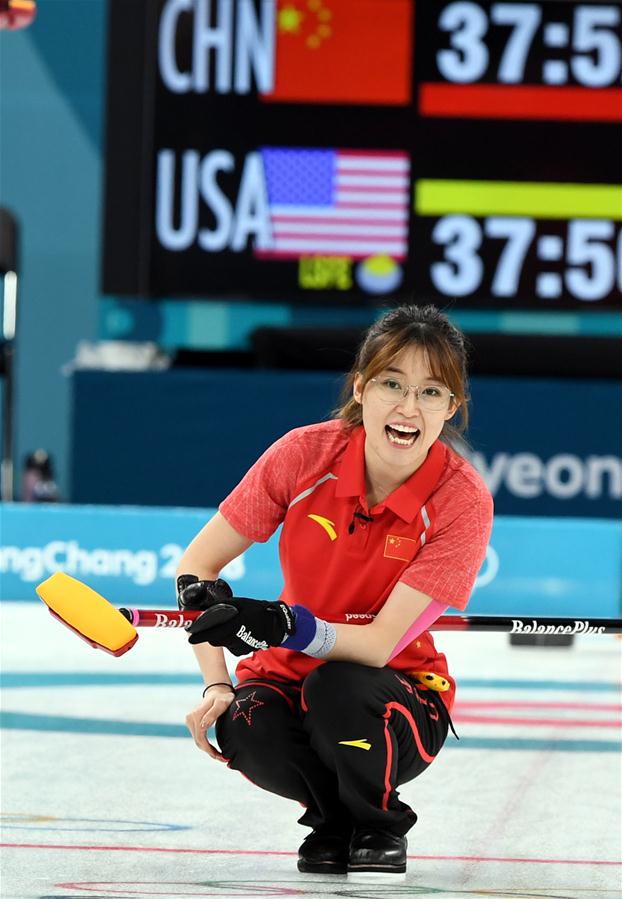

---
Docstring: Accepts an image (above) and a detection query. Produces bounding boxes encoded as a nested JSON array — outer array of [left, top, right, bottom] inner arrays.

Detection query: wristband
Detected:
[[202, 682, 235, 698], [281, 605, 337, 659]]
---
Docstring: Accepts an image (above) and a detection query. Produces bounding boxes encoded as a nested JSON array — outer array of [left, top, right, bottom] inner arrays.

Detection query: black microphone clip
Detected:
[[348, 509, 374, 535]]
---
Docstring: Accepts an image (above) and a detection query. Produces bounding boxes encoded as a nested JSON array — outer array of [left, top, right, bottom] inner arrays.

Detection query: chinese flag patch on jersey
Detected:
[[384, 534, 417, 562], [262, 0, 412, 106]]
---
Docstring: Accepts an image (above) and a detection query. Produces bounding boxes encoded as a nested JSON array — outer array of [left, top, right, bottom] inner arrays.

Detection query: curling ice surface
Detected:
[[1, 602, 620, 898]]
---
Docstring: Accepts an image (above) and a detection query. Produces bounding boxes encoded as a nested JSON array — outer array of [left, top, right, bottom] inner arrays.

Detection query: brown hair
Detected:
[[335, 304, 470, 447]]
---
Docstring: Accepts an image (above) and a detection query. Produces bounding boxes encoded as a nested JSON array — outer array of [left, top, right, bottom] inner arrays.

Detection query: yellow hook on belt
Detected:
[[414, 671, 450, 692]]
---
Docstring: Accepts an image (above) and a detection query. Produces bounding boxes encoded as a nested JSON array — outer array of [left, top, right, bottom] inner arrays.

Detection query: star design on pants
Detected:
[[232, 691, 265, 726]]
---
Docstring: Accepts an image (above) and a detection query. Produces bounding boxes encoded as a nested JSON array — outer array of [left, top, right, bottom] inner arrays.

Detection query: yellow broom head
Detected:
[[36, 572, 138, 656]]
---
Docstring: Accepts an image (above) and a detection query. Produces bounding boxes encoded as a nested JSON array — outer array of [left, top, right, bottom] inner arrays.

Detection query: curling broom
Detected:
[[35, 571, 622, 658]]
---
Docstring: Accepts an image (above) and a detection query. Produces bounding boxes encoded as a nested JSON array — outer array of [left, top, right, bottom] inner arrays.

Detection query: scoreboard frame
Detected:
[[102, 0, 622, 309]]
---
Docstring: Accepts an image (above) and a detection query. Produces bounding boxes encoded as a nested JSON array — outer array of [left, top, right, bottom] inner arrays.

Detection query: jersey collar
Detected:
[[336, 425, 447, 522]]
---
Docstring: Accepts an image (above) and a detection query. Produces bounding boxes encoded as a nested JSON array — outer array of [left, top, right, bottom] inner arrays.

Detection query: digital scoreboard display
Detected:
[[103, 0, 622, 308]]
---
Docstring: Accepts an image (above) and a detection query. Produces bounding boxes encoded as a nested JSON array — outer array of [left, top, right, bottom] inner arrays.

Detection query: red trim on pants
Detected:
[[382, 701, 436, 811], [382, 716, 394, 811]]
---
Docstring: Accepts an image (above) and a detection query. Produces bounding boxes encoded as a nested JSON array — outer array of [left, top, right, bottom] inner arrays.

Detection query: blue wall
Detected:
[[0, 1, 106, 495], [2, 503, 621, 619], [70, 369, 622, 519]]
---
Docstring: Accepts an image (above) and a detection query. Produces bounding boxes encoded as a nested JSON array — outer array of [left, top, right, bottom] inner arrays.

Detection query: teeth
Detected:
[[389, 424, 419, 434], [386, 426, 419, 446]]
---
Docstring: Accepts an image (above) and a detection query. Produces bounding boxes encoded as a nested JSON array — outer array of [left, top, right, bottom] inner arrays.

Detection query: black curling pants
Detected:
[[215, 661, 450, 837]]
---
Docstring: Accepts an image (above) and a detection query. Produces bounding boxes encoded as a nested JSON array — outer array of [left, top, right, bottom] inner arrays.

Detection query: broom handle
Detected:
[[121, 608, 622, 636]]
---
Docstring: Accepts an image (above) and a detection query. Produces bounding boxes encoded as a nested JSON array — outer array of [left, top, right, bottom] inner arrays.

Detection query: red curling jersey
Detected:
[[219, 420, 493, 709]]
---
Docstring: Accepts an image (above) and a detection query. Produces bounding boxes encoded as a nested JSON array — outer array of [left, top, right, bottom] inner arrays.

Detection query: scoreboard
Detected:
[[103, 0, 622, 308]]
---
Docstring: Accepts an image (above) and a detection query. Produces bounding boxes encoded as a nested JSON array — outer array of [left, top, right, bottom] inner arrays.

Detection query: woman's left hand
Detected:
[[185, 687, 236, 760]]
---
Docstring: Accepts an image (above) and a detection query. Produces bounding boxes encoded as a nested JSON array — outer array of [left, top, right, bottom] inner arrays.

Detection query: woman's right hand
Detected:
[[185, 686, 236, 761]]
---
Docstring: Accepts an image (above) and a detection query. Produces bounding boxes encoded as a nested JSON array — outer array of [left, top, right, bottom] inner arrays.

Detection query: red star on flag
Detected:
[[384, 534, 417, 562], [262, 0, 412, 106]]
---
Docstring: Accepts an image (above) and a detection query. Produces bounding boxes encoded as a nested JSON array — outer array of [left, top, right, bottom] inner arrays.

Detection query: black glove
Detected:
[[187, 593, 296, 656], [176, 575, 233, 611]]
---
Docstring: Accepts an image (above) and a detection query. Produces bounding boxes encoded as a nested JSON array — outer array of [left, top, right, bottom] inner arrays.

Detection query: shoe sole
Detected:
[[347, 868, 407, 882], [297, 860, 347, 874]]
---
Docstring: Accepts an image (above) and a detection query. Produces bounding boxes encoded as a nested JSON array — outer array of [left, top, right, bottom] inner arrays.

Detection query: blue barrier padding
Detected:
[[1, 503, 620, 616]]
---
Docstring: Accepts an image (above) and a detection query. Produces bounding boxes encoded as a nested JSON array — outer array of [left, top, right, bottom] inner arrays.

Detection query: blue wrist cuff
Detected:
[[281, 605, 317, 651], [281, 605, 337, 658]]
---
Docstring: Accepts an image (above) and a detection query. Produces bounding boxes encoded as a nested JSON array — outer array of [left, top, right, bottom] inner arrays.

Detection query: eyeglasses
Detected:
[[369, 377, 455, 411]]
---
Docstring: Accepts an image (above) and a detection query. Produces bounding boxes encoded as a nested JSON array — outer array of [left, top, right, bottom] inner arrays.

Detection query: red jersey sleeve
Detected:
[[399, 474, 493, 611], [219, 430, 307, 542]]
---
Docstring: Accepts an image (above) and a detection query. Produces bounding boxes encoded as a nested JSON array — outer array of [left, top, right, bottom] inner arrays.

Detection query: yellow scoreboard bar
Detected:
[[415, 180, 622, 220]]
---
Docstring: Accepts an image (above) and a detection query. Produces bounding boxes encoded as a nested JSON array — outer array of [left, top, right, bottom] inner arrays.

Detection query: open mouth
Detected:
[[385, 424, 420, 447]]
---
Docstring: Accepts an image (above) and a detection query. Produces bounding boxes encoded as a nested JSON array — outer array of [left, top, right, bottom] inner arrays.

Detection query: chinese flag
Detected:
[[384, 535, 417, 562], [262, 0, 412, 106]]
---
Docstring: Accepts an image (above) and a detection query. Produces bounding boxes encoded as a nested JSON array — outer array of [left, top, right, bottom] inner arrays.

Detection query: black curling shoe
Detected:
[[297, 829, 350, 874], [347, 829, 407, 880]]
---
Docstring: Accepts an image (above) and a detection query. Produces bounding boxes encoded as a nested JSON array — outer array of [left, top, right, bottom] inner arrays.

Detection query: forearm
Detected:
[[286, 592, 447, 667], [281, 607, 392, 668], [192, 642, 233, 687], [185, 576, 446, 668], [176, 513, 253, 681], [180, 566, 234, 684], [177, 559, 228, 680], [317, 621, 396, 668], [176, 548, 221, 583], [176, 511, 253, 583], [324, 622, 383, 666]]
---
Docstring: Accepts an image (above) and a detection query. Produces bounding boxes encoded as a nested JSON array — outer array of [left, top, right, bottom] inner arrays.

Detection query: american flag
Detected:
[[255, 147, 410, 260]]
